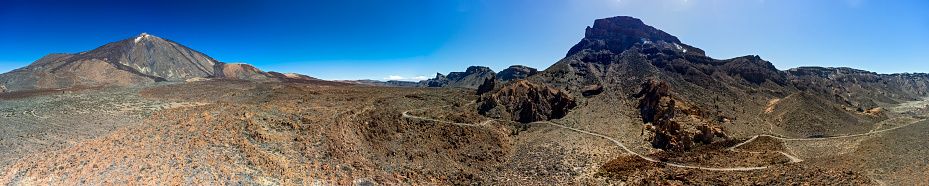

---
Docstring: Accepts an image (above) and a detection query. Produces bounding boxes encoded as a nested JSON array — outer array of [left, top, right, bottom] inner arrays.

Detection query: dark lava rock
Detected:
[[566, 16, 704, 58], [425, 73, 450, 87], [497, 65, 538, 82], [478, 80, 576, 123], [634, 79, 728, 152], [476, 76, 495, 95], [421, 66, 496, 88]]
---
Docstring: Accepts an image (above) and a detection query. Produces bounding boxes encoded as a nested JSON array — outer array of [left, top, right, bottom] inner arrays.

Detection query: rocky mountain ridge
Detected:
[[522, 15, 929, 151], [353, 65, 539, 88]]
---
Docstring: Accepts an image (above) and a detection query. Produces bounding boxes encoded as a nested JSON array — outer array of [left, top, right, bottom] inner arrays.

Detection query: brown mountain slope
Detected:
[[764, 91, 881, 138], [528, 16, 917, 139], [524, 15, 927, 184], [0, 33, 276, 93]]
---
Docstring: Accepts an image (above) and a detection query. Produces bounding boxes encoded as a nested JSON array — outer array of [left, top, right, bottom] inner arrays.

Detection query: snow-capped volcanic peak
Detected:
[[134, 33, 152, 43]]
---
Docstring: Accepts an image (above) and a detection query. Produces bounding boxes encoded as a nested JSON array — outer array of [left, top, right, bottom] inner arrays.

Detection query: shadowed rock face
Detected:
[[478, 80, 576, 123], [566, 16, 704, 58], [0, 33, 276, 92], [356, 65, 541, 88], [497, 65, 538, 82], [634, 79, 728, 152], [421, 66, 497, 88], [476, 76, 496, 95]]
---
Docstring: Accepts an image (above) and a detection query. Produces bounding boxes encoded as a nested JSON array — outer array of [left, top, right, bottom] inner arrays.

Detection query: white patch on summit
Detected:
[[135, 33, 151, 43], [674, 43, 686, 53]]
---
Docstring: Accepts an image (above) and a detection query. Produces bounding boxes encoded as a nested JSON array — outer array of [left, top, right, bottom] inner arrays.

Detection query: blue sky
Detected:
[[1, 0, 927, 80]]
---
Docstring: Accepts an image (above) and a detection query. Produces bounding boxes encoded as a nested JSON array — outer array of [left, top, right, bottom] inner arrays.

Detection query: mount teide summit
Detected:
[[0, 33, 276, 92]]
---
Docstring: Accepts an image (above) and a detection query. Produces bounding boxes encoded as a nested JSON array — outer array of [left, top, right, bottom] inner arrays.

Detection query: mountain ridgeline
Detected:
[[525, 16, 929, 144], [353, 65, 539, 88], [2, 16, 928, 185], [0, 33, 300, 92]]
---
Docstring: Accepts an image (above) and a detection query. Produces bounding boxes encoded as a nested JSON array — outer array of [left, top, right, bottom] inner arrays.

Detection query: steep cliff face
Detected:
[[788, 67, 929, 107], [422, 66, 497, 88], [634, 80, 728, 152], [0, 33, 277, 92], [530, 15, 908, 140], [478, 80, 576, 123], [565, 16, 703, 58]]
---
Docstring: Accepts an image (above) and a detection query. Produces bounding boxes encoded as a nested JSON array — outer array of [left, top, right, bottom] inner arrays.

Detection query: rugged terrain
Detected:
[[352, 65, 539, 89], [2, 16, 929, 185]]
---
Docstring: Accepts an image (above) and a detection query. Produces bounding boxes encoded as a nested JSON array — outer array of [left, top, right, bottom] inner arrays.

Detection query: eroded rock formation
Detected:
[[476, 76, 496, 95], [478, 80, 576, 123], [634, 79, 728, 152]]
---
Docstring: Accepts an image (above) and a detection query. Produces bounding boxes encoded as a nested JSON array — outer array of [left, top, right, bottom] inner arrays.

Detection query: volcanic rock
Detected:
[[425, 73, 450, 87], [0, 33, 277, 92], [478, 80, 576, 123], [634, 79, 728, 152], [497, 65, 538, 81], [476, 76, 496, 95], [566, 16, 703, 58], [422, 66, 497, 88]]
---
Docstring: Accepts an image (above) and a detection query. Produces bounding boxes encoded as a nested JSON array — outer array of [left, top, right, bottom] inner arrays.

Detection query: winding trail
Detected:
[[760, 118, 926, 141], [727, 135, 804, 163], [402, 98, 929, 171]]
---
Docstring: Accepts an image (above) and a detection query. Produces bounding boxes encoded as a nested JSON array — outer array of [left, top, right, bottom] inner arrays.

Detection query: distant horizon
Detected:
[[2, 0, 927, 81]]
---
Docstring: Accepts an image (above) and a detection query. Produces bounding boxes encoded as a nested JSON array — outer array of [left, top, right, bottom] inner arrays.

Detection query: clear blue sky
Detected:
[[1, 0, 927, 80]]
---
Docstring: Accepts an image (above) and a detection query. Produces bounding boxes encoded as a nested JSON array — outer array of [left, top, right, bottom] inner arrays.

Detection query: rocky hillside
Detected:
[[527, 16, 919, 139], [496, 65, 538, 82], [477, 80, 576, 122], [354, 65, 539, 88], [419, 66, 497, 88], [0, 33, 276, 92]]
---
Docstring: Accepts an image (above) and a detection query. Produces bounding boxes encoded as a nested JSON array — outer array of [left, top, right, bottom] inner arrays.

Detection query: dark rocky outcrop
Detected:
[[476, 76, 496, 95], [531, 15, 910, 140], [357, 65, 542, 88], [432, 66, 497, 88], [566, 16, 703, 58], [497, 65, 538, 82], [633, 80, 728, 152], [478, 80, 576, 123], [425, 73, 450, 87]]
